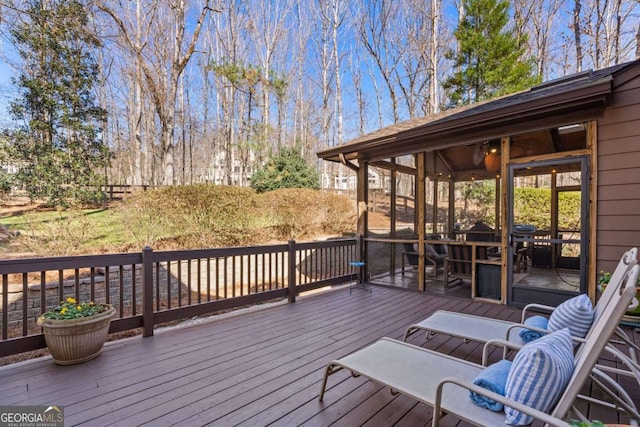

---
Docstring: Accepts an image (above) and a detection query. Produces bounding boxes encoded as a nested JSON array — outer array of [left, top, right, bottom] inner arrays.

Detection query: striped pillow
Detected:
[[548, 294, 594, 339], [505, 328, 574, 425]]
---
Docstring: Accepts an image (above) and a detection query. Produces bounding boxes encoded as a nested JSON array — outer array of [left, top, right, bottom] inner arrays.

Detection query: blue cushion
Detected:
[[518, 315, 549, 343], [505, 328, 574, 425], [469, 359, 512, 411], [547, 294, 594, 339]]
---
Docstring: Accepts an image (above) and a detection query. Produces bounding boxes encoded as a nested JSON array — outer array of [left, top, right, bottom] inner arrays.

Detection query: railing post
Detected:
[[288, 240, 296, 303], [142, 246, 154, 337]]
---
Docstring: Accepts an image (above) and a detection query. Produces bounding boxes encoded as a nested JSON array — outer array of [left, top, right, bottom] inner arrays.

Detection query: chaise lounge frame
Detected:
[[318, 265, 640, 426]]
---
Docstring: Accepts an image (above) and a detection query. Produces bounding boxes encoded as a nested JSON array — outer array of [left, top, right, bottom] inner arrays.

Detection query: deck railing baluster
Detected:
[[166, 261, 171, 310], [2, 275, 7, 340], [22, 273, 28, 336], [105, 266, 110, 305], [142, 247, 154, 337], [0, 238, 356, 357], [39, 272, 45, 317], [196, 258, 201, 303], [90, 267, 96, 302], [132, 263, 137, 316], [155, 262, 161, 311], [177, 260, 182, 306], [119, 265, 124, 317], [207, 258, 211, 302]]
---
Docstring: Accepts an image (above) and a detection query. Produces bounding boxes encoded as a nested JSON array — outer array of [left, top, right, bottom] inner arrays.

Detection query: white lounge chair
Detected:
[[403, 248, 638, 350], [402, 247, 640, 420], [318, 265, 640, 427]]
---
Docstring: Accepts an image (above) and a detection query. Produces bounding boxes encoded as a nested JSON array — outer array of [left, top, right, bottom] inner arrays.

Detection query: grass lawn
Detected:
[[0, 186, 356, 257], [1, 206, 132, 255]]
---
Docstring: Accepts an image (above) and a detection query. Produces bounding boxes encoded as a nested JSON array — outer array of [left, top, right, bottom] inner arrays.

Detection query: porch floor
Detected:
[[1, 285, 638, 426], [371, 266, 582, 296]]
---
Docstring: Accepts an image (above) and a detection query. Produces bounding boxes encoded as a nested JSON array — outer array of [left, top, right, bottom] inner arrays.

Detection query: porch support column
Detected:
[[448, 179, 455, 240], [417, 152, 426, 291], [357, 161, 369, 278], [495, 176, 501, 233], [499, 136, 511, 304], [586, 120, 598, 302], [432, 177, 439, 234], [551, 172, 558, 269], [390, 159, 398, 273]]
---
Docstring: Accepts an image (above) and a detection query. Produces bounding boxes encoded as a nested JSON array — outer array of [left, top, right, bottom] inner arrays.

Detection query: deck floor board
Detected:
[[0, 284, 638, 426]]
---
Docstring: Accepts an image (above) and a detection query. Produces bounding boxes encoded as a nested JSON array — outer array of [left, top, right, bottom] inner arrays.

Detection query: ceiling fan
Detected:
[[472, 141, 501, 173]]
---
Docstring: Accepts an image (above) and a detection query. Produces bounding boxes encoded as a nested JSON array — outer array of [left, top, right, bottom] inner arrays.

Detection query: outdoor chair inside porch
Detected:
[[319, 264, 640, 426], [445, 244, 488, 287], [401, 242, 447, 279]]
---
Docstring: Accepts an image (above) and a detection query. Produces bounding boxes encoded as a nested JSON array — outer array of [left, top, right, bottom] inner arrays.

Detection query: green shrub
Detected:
[[250, 147, 320, 193], [0, 172, 13, 197], [513, 187, 581, 230]]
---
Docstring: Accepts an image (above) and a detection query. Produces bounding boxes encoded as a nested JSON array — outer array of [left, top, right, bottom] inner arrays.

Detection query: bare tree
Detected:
[[637, 14, 640, 58], [358, 0, 402, 122], [247, 0, 292, 153], [429, 0, 440, 114], [96, 0, 214, 185], [513, 0, 562, 80], [573, 0, 637, 70], [357, 0, 439, 121], [574, 0, 584, 72]]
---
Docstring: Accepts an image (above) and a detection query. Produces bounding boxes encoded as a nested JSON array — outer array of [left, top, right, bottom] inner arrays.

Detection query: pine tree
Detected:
[[443, 0, 539, 107], [8, 0, 110, 206]]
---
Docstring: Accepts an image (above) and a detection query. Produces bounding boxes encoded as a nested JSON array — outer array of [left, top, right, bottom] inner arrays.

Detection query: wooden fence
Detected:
[[0, 238, 357, 357], [101, 184, 152, 200]]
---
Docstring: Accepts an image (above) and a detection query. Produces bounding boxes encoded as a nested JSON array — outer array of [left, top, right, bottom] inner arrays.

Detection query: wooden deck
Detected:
[[1, 285, 638, 426]]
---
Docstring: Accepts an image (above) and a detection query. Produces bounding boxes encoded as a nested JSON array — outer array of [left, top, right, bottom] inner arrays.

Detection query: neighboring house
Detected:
[[317, 59, 640, 308], [200, 150, 256, 186], [321, 165, 387, 191], [1, 163, 19, 175]]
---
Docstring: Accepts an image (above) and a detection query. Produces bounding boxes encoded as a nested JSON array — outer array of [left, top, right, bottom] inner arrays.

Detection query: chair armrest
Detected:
[[425, 253, 448, 264], [521, 303, 554, 322], [482, 339, 524, 365], [401, 250, 419, 271], [505, 323, 550, 341], [433, 377, 571, 427]]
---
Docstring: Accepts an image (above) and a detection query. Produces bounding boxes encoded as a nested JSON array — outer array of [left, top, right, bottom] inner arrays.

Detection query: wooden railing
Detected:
[[0, 238, 357, 357]]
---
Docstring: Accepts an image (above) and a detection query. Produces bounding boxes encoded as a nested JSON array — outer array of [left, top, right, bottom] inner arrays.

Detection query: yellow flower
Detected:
[[66, 297, 77, 304], [77, 305, 82, 311], [60, 307, 67, 315]]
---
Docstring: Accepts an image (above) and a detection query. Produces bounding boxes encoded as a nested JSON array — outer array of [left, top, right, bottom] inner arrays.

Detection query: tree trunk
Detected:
[[332, 0, 344, 145], [637, 18, 640, 58], [574, 0, 583, 72], [428, 0, 439, 114]]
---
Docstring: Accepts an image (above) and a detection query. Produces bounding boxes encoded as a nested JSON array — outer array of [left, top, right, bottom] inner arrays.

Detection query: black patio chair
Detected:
[[402, 243, 448, 279]]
